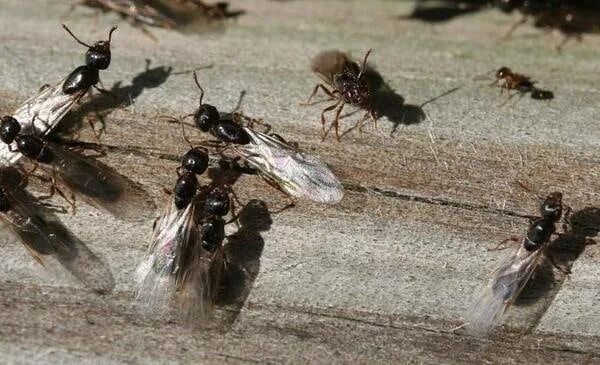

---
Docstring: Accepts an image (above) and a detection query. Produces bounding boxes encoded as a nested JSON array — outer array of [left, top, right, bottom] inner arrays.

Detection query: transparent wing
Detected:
[[91, 0, 177, 28], [467, 244, 545, 336], [311, 50, 353, 84], [0, 79, 87, 166], [44, 142, 154, 221], [175, 241, 225, 325], [1, 186, 114, 293], [135, 199, 198, 314], [233, 128, 344, 203]]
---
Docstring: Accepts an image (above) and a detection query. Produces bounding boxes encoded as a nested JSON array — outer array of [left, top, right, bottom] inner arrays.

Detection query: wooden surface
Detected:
[[0, 0, 599, 363]]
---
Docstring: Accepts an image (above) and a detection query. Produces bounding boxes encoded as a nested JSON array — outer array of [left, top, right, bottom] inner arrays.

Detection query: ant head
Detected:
[[496, 66, 511, 79], [192, 71, 220, 132], [540, 191, 563, 221], [0, 116, 21, 144], [181, 147, 209, 175], [63, 24, 117, 70]]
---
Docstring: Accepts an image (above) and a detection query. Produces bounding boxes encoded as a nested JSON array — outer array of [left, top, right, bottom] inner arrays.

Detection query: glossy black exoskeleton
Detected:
[[210, 119, 250, 145], [204, 187, 230, 217], [62, 65, 100, 95], [190, 71, 250, 145], [199, 215, 225, 252], [61, 25, 117, 94], [0, 116, 21, 144], [173, 147, 210, 210], [181, 148, 209, 175], [522, 191, 563, 251], [194, 105, 220, 132], [173, 173, 198, 210], [13, 135, 53, 164], [62, 24, 117, 70]]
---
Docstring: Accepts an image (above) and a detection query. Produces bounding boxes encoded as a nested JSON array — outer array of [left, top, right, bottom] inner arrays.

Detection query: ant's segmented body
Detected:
[[187, 72, 344, 204], [305, 49, 376, 141], [468, 189, 570, 336]]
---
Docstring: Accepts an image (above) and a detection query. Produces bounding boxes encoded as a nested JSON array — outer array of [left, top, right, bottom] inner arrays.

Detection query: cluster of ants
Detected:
[[1, 0, 594, 335]]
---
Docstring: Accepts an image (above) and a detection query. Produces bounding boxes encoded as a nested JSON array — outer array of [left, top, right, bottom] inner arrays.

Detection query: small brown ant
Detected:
[[304, 49, 377, 141], [479, 66, 554, 105]]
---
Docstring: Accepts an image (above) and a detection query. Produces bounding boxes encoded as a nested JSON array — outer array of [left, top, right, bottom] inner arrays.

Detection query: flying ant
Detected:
[[185, 72, 344, 204], [467, 187, 571, 336], [304, 49, 377, 141]]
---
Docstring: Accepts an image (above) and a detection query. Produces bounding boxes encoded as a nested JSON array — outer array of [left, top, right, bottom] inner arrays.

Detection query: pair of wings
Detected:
[[231, 127, 344, 204], [32, 140, 152, 221], [1, 76, 88, 166], [0, 181, 114, 293], [467, 243, 546, 336], [135, 198, 224, 322]]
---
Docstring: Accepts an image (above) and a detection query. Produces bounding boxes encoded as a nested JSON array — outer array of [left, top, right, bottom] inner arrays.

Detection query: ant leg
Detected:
[[320, 101, 341, 140], [259, 174, 296, 213], [17, 163, 40, 189], [332, 102, 346, 141], [87, 113, 105, 142], [489, 236, 521, 251], [562, 205, 573, 232], [547, 253, 571, 275], [302, 84, 336, 106], [503, 15, 528, 40]]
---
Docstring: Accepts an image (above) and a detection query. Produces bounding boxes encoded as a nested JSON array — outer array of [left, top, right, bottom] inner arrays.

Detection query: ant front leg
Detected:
[[332, 102, 346, 141], [261, 176, 297, 213], [302, 84, 336, 106], [547, 253, 571, 275], [320, 100, 341, 140], [489, 235, 522, 251], [502, 15, 528, 40]]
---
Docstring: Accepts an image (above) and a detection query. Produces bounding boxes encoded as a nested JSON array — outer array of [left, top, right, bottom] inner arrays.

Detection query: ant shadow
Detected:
[[398, 1, 487, 23], [218, 199, 271, 327], [363, 66, 458, 136], [55, 59, 174, 137], [202, 163, 271, 329], [514, 207, 599, 332], [1, 167, 115, 294], [361, 67, 425, 136]]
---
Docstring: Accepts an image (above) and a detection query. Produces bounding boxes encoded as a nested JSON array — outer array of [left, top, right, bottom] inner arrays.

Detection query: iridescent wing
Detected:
[[0, 184, 114, 293], [42, 141, 154, 221], [0, 78, 87, 165], [135, 199, 198, 313], [467, 244, 545, 336], [233, 128, 344, 203]]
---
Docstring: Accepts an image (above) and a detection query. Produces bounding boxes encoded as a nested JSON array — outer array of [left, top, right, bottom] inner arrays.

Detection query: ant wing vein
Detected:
[[0, 79, 86, 166], [1, 187, 114, 292], [234, 128, 344, 203], [135, 200, 197, 313], [135, 199, 221, 321], [467, 245, 545, 336], [46, 142, 153, 220]]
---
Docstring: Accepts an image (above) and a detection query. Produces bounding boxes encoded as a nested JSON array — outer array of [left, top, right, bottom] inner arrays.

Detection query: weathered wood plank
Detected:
[[0, 0, 598, 363]]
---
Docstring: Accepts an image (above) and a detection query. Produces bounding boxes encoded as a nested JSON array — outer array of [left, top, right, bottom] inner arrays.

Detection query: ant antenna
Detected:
[[357, 48, 372, 80], [62, 24, 92, 48], [473, 68, 497, 81], [193, 71, 205, 106], [107, 25, 117, 43], [179, 117, 194, 149]]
